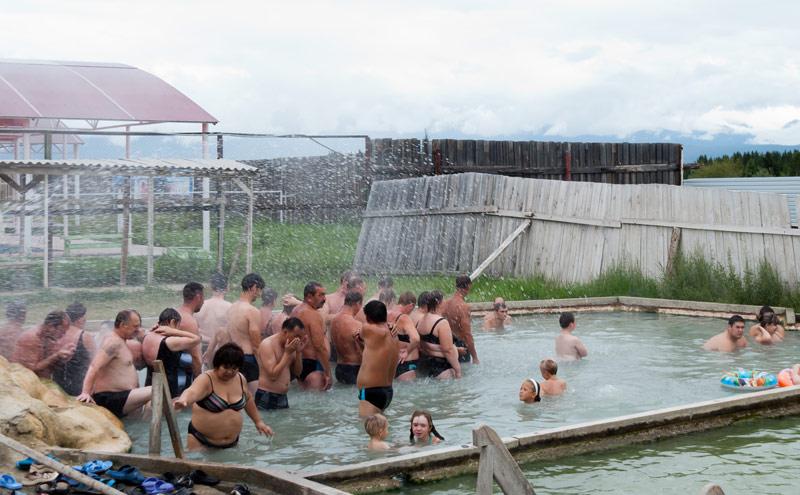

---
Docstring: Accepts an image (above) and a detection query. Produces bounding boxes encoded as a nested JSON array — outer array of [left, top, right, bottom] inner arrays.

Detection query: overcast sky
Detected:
[[3, 1, 800, 145]]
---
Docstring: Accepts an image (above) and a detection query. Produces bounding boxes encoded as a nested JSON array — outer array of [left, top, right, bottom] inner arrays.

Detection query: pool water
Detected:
[[124, 312, 799, 473], [395, 416, 800, 494]]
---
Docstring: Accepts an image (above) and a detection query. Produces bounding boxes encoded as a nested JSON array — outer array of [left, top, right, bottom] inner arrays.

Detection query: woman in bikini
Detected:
[[409, 410, 444, 446], [174, 343, 273, 449], [416, 291, 461, 379]]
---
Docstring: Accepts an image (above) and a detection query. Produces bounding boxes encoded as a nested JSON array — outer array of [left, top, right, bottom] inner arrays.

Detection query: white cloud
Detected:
[[2, 1, 800, 144]]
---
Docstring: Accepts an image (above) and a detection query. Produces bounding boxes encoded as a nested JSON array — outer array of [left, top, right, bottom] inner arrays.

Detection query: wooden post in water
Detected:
[[472, 425, 535, 495], [148, 360, 184, 458]]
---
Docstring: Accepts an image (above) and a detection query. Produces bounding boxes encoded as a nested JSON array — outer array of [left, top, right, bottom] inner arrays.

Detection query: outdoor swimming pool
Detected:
[[124, 312, 799, 473]]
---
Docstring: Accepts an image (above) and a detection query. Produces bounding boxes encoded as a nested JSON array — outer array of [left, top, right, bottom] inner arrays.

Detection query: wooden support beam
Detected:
[[148, 360, 184, 458], [470, 220, 532, 280], [665, 227, 682, 275], [473, 425, 535, 495]]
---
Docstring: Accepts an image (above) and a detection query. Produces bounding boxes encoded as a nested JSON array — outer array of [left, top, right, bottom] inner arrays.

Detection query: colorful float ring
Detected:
[[720, 369, 777, 391], [777, 368, 793, 387]]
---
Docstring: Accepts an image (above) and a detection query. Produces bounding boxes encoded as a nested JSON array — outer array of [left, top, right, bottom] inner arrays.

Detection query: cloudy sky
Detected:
[[3, 1, 800, 145]]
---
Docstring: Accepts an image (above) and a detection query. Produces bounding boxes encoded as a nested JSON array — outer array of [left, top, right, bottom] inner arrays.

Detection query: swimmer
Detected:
[[195, 273, 232, 351], [292, 282, 331, 391], [703, 315, 747, 352], [409, 291, 430, 328], [539, 358, 566, 396], [227, 273, 266, 396], [356, 301, 399, 417], [409, 410, 444, 446], [417, 291, 461, 380], [12, 310, 74, 379], [519, 378, 542, 404], [178, 282, 205, 377], [555, 312, 588, 361], [391, 291, 420, 382], [749, 311, 784, 345], [483, 298, 512, 330], [259, 287, 279, 339], [441, 275, 479, 364], [321, 270, 355, 318], [379, 288, 396, 309], [143, 308, 201, 398], [368, 276, 394, 303], [364, 414, 391, 451], [256, 317, 306, 410], [0, 301, 26, 361], [268, 293, 302, 336], [53, 302, 96, 397], [331, 291, 364, 385]]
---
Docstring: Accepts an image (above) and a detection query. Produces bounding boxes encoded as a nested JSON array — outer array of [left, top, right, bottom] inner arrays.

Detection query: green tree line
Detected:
[[688, 150, 800, 178]]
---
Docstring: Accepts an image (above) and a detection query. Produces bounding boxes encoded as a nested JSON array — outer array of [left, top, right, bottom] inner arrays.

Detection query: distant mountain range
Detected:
[[53, 131, 800, 164]]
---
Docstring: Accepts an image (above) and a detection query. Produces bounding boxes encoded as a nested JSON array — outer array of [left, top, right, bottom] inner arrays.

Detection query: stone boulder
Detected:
[[0, 357, 131, 452]]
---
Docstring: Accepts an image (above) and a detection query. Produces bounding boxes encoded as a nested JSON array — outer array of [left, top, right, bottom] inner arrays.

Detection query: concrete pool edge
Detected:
[[469, 296, 796, 326], [305, 386, 800, 493]]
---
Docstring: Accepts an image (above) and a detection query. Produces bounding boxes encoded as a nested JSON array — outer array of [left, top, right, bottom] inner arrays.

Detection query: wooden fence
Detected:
[[353, 172, 800, 286]]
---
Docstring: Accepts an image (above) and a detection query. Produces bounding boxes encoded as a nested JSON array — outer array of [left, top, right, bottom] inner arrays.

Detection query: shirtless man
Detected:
[[704, 315, 748, 352], [368, 276, 394, 303], [226, 273, 265, 395], [178, 282, 205, 378], [539, 358, 567, 396], [356, 301, 399, 417], [268, 294, 302, 336], [195, 273, 232, 351], [291, 281, 331, 391], [331, 291, 364, 385], [256, 317, 306, 410], [0, 301, 26, 360], [749, 313, 785, 345], [77, 310, 151, 418], [390, 291, 420, 381], [142, 308, 201, 398], [441, 275, 479, 364], [483, 298, 512, 330], [321, 270, 354, 320], [259, 288, 279, 339], [12, 310, 73, 379], [555, 312, 588, 360]]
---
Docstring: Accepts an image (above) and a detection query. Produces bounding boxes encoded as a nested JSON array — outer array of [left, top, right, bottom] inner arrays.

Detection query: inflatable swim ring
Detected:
[[778, 368, 793, 387], [720, 369, 777, 391]]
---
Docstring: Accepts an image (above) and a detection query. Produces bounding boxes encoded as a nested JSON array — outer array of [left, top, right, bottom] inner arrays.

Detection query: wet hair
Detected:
[[559, 312, 575, 329], [282, 317, 304, 332], [183, 282, 204, 302], [340, 270, 355, 284], [65, 302, 87, 323], [378, 276, 394, 289], [261, 287, 278, 306], [728, 314, 745, 326], [44, 310, 67, 328], [346, 276, 365, 291], [493, 302, 507, 312], [364, 414, 388, 437], [304, 281, 323, 298], [158, 308, 182, 326], [417, 291, 430, 309], [398, 291, 417, 306], [344, 290, 363, 307], [455, 274, 472, 290], [409, 410, 444, 443], [426, 290, 444, 312], [213, 342, 245, 369], [210, 272, 228, 292], [241, 273, 266, 291], [770, 314, 781, 326], [379, 288, 396, 306], [756, 305, 775, 322], [540, 359, 558, 376], [114, 309, 141, 328], [364, 300, 387, 324], [5, 301, 26, 322]]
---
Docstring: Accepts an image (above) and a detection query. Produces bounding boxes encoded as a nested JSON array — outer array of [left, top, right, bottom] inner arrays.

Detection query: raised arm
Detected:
[[173, 372, 212, 411], [155, 326, 202, 352]]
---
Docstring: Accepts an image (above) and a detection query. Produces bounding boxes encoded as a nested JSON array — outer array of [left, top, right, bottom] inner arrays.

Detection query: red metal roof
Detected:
[[0, 59, 217, 124]]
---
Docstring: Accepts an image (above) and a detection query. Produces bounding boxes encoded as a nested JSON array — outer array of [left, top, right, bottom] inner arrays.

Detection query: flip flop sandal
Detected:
[[187, 470, 219, 487], [142, 479, 174, 495], [163, 473, 192, 489], [21, 469, 59, 486], [230, 484, 250, 495], [15, 455, 59, 471], [81, 461, 112, 476], [0, 475, 23, 490], [37, 480, 71, 495], [107, 466, 145, 485]]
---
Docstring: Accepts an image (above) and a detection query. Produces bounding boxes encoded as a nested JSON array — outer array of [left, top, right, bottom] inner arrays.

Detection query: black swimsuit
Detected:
[[145, 336, 194, 398], [420, 318, 453, 377], [54, 331, 90, 396]]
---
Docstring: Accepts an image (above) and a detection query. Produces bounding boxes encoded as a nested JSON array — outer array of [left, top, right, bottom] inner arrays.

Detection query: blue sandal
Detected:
[[107, 465, 145, 485], [0, 474, 23, 490]]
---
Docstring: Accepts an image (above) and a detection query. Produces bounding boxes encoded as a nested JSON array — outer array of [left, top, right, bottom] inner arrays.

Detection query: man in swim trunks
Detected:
[[390, 291, 420, 381], [321, 270, 354, 320], [12, 310, 74, 379], [703, 315, 748, 352], [356, 301, 399, 417], [77, 310, 152, 418], [292, 281, 331, 391], [555, 312, 588, 360], [196, 272, 232, 353], [178, 282, 205, 378], [441, 275, 479, 364], [0, 301, 26, 361], [256, 317, 306, 410], [483, 298, 512, 330], [227, 273, 265, 395], [331, 291, 364, 385]]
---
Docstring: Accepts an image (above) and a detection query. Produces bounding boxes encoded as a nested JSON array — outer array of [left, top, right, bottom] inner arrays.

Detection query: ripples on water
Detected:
[[125, 312, 799, 476]]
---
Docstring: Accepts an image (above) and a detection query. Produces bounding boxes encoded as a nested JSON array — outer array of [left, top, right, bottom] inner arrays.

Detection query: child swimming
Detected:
[[364, 414, 391, 451], [409, 410, 445, 446], [519, 378, 542, 404], [539, 358, 567, 396]]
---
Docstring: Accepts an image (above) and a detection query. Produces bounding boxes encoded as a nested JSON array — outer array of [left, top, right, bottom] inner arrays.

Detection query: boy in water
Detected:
[[518, 378, 542, 404], [364, 414, 391, 451], [555, 312, 588, 360], [539, 358, 567, 396]]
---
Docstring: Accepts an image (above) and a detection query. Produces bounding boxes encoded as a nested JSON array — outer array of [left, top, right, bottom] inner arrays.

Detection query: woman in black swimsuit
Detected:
[[417, 291, 461, 379], [174, 343, 273, 449]]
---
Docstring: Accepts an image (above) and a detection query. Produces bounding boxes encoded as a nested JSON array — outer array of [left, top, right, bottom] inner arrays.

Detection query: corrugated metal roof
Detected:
[[0, 59, 217, 123], [684, 177, 799, 226], [0, 158, 257, 177]]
